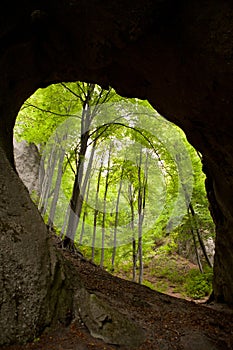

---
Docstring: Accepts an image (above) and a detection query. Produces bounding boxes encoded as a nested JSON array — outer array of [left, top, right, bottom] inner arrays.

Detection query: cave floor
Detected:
[[2, 240, 233, 350]]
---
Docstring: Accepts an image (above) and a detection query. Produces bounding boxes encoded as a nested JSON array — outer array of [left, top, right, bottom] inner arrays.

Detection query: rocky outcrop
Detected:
[[0, 0, 233, 344], [0, 145, 83, 345], [0, 146, 52, 343], [75, 288, 145, 346], [178, 235, 215, 266], [13, 139, 41, 199]]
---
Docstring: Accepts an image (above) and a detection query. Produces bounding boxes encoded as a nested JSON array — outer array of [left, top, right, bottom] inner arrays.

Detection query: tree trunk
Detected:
[[137, 147, 143, 285], [128, 183, 137, 282], [111, 165, 124, 271], [79, 176, 91, 245], [92, 154, 104, 262], [79, 142, 96, 244], [65, 84, 95, 244], [137, 148, 148, 285], [188, 206, 203, 273], [100, 143, 112, 268], [48, 137, 66, 229], [60, 205, 70, 238], [39, 144, 58, 216], [64, 131, 89, 243], [188, 203, 213, 268]]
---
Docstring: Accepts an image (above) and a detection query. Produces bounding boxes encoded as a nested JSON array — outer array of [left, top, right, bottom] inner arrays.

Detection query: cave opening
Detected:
[[1, 1, 233, 346], [13, 81, 215, 302]]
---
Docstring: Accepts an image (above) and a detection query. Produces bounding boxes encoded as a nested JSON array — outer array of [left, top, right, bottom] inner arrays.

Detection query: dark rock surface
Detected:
[[0, 146, 52, 343], [0, 147, 77, 345], [180, 333, 219, 350], [76, 288, 145, 346], [1, 241, 233, 349]]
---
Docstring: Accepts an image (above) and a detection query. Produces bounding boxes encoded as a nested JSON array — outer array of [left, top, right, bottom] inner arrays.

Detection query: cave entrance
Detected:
[[14, 81, 215, 302]]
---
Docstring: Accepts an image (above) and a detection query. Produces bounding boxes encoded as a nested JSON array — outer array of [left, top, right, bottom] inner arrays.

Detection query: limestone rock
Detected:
[[0, 146, 50, 344], [13, 139, 41, 199], [75, 288, 145, 346], [0, 146, 73, 344]]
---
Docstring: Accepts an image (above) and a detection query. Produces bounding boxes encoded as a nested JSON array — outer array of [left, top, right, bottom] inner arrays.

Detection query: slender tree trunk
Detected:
[[80, 142, 95, 195], [111, 163, 124, 271], [39, 144, 58, 216], [79, 176, 91, 245], [92, 211, 98, 262], [48, 136, 67, 229], [137, 148, 148, 285], [100, 143, 112, 268], [178, 148, 209, 271], [137, 147, 143, 285], [79, 142, 96, 244], [128, 183, 137, 282], [188, 203, 213, 268], [188, 206, 203, 273], [38, 147, 45, 197], [92, 154, 104, 262], [60, 205, 70, 238], [138, 216, 143, 284]]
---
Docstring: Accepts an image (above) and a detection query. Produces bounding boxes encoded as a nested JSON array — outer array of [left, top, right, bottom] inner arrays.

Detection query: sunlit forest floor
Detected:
[[2, 235, 233, 350], [113, 253, 209, 303]]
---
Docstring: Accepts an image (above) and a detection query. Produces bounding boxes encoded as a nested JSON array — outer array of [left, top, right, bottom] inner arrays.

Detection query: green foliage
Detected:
[[15, 84, 78, 146], [156, 241, 178, 255], [154, 280, 169, 294], [185, 268, 213, 299], [143, 280, 155, 290], [14, 81, 215, 302], [160, 266, 185, 285]]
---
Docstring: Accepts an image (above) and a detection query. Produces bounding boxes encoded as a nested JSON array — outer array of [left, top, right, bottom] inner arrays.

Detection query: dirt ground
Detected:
[[2, 243, 233, 350]]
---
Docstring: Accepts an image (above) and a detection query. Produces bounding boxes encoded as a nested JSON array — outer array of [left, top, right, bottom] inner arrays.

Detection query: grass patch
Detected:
[[155, 280, 169, 293], [143, 280, 156, 290]]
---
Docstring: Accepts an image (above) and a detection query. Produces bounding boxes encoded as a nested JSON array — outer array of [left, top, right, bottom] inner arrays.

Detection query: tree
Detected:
[[92, 153, 104, 262], [137, 147, 149, 284], [63, 83, 95, 246], [79, 152, 95, 245], [100, 142, 112, 267], [15, 83, 81, 221], [111, 161, 125, 270], [38, 144, 58, 215], [15, 82, 214, 290], [58, 83, 118, 248], [47, 134, 67, 229], [129, 182, 137, 281]]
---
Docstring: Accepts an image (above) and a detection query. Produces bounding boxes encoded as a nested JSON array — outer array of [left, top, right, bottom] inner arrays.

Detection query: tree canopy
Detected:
[[14, 82, 214, 293]]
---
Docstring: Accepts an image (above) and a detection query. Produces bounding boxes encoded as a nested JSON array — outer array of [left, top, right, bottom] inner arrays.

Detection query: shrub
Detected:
[[185, 268, 213, 299]]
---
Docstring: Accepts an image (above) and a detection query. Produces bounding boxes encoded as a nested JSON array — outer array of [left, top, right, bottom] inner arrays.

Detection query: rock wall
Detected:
[[0, 144, 81, 344], [0, 146, 51, 343]]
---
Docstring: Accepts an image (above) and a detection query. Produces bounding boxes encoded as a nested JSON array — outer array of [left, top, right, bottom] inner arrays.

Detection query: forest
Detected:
[[15, 82, 215, 301]]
